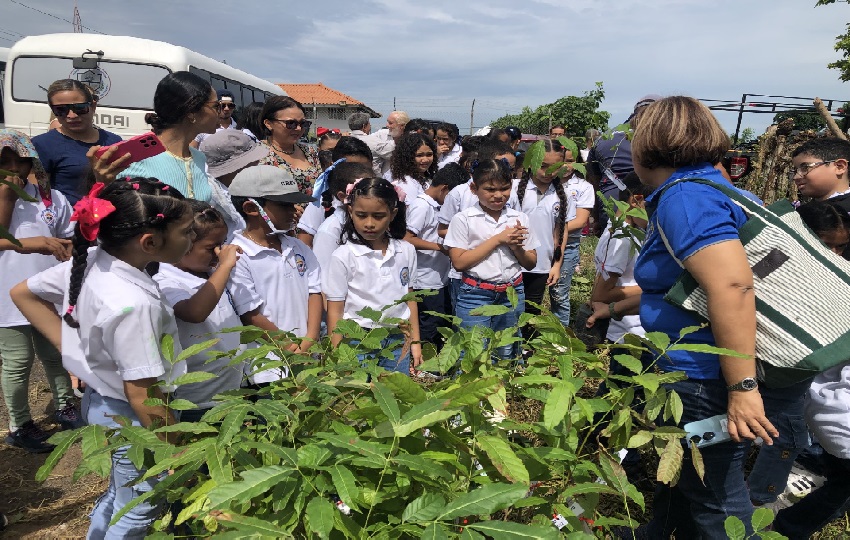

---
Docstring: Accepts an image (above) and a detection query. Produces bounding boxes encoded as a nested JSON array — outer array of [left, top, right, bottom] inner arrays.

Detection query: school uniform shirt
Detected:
[[406, 193, 450, 289], [26, 249, 99, 393], [383, 171, 426, 201], [593, 227, 645, 343], [438, 180, 478, 281], [228, 233, 321, 383], [513, 179, 562, 274], [565, 175, 595, 237], [154, 264, 245, 409], [443, 203, 539, 283], [322, 239, 417, 328], [0, 184, 74, 328], [312, 206, 347, 271], [298, 198, 341, 237], [437, 144, 462, 169], [75, 248, 185, 402]]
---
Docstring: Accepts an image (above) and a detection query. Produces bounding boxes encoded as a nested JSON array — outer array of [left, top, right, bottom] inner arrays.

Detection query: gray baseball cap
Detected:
[[228, 165, 315, 204], [200, 130, 270, 177]]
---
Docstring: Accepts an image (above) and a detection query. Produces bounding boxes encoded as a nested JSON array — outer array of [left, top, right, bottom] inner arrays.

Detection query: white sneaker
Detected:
[[781, 463, 826, 504]]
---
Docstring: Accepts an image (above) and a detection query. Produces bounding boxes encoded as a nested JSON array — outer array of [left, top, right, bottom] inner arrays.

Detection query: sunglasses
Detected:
[[220, 102, 236, 110], [271, 118, 312, 130], [50, 102, 91, 117]]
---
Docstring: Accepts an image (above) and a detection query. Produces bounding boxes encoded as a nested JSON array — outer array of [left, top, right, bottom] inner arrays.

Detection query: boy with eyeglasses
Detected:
[[191, 89, 239, 148], [791, 138, 850, 210]]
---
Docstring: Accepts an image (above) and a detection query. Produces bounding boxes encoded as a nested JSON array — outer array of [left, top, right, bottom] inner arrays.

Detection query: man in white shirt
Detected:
[[191, 89, 238, 147], [366, 110, 409, 176]]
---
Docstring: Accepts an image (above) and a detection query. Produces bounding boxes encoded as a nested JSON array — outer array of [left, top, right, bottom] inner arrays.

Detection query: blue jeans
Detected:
[[82, 389, 163, 540], [549, 238, 581, 327], [747, 378, 811, 504], [354, 335, 410, 375], [415, 287, 450, 346], [455, 281, 524, 360], [775, 451, 850, 539], [643, 378, 753, 540], [448, 277, 462, 315]]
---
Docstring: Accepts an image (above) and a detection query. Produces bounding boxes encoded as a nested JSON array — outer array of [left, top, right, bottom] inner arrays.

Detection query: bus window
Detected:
[[242, 86, 253, 108], [209, 75, 226, 93], [12, 57, 169, 110], [225, 80, 243, 107], [0, 60, 6, 124], [189, 66, 211, 83]]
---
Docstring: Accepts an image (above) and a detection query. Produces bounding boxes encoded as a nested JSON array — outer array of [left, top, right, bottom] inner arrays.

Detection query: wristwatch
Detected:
[[727, 377, 758, 392], [608, 302, 624, 321]]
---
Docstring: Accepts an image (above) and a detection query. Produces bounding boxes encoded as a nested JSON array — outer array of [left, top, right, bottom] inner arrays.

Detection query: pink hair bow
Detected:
[[393, 184, 406, 203], [71, 182, 116, 241]]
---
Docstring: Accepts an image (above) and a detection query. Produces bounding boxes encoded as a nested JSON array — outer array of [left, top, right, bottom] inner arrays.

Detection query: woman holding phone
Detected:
[[32, 80, 123, 205]]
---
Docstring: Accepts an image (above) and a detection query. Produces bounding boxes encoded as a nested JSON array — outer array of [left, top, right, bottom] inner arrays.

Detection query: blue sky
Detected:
[[2, 0, 849, 137]]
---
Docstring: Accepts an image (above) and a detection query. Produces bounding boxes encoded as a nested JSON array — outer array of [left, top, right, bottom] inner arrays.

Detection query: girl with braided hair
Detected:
[[21, 177, 193, 538], [512, 138, 570, 319]]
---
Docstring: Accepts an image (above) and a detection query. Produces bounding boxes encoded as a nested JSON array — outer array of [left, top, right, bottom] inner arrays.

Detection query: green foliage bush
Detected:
[[491, 83, 610, 137]]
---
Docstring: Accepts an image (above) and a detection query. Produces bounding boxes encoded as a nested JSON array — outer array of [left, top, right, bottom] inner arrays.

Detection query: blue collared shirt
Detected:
[[634, 163, 756, 379]]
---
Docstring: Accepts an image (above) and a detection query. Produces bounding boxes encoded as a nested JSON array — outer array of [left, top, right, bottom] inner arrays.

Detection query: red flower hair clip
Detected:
[[70, 182, 116, 241]]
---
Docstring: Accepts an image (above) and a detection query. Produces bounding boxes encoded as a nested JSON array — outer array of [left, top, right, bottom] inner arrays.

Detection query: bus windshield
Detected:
[[11, 56, 170, 110]]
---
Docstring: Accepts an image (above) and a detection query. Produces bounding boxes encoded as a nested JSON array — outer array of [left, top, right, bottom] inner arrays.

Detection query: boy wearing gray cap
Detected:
[[227, 165, 323, 386]]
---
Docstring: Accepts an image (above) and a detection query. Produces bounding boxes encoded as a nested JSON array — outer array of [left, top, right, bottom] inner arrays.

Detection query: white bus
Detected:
[[3, 34, 285, 138]]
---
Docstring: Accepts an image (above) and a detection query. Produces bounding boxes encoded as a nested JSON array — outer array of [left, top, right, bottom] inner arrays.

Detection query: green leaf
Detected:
[[476, 435, 530, 485], [678, 324, 705, 338], [402, 492, 446, 522], [160, 334, 175, 364], [523, 140, 545, 172], [756, 531, 787, 540], [632, 373, 660, 393], [170, 370, 218, 386], [0, 176, 38, 201], [666, 390, 683, 424], [643, 331, 670, 351], [440, 377, 502, 406], [394, 398, 457, 437], [36, 429, 81, 481], [305, 496, 335, 539], [214, 512, 294, 538], [0, 225, 22, 247], [205, 443, 234, 484], [628, 430, 653, 448], [460, 529, 486, 540], [613, 354, 644, 375], [166, 399, 198, 411], [751, 506, 775, 531], [438, 483, 528, 520], [469, 304, 510, 317], [562, 482, 619, 498], [689, 442, 706, 486], [208, 465, 294, 508], [543, 382, 572, 430], [657, 438, 684, 486], [421, 523, 450, 540], [217, 404, 249, 447], [80, 425, 111, 477], [154, 422, 218, 434], [175, 338, 221, 363], [380, 371, 427, 404], [467, 520, 560, 540], [724, 515, 747, 540], [328, 464, 360, 512], [507, 285, 519, 308], [372, 381, 401, 424], [668, 343, 749, 357]]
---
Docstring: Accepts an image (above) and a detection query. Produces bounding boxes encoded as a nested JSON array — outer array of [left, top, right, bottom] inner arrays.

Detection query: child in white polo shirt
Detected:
[[444, 158, 538, 360], [153, 201, 246, 420], [312, 162, 375, 270], [322, 177, 421, 375], [0, 130, 79, 454], [404, 163, 467, 346], [227, 166, 322, 385]]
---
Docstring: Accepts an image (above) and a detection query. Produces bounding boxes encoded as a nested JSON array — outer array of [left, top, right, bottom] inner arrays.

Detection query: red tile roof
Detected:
[[276, 83, 380, 117]]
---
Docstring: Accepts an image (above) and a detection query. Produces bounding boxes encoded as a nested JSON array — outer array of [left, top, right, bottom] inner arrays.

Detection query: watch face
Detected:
[[742, 378, 757, 390]]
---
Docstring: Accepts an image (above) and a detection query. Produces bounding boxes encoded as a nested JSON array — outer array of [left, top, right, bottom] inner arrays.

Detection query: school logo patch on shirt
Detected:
[[399, 266, 410, 287], [40, 207, 57, 227], [294, 253, 307, 276], [553, 202, 561, 215]]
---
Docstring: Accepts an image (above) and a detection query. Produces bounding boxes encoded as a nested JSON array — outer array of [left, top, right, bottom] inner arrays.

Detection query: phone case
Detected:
[[94, 133, 165, 165], [683, 414, 732, 448]]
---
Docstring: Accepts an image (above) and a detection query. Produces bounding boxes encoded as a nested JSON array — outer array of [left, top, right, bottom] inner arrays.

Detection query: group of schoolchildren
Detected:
[[0, 115, 598, 535]]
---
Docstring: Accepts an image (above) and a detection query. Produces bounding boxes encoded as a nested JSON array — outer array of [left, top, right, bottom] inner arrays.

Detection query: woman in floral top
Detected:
[[259, 96, 321, 195]]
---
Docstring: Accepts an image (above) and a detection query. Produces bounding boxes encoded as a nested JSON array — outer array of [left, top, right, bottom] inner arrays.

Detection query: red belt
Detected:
[[462, 274, 523, 292]]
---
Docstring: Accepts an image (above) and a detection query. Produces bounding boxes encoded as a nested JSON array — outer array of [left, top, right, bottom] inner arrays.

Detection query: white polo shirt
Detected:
[[438, 180, 478, 280], [437, 144, 462, 169], [565, 175, 595, 237], [443, 203, 538, 283], [593, 227, 645, 343], [312, 206, 347, 271], [513, 179, 562, 274], [406, 193, 449, 289], [298, 198, 341, 237], [154, 263, 245, 408], [383, 171, 426, 202], [0, 184, 73, 327], [229, 232, 321, 383], [322, 239, 417, 328], [74, 248, 186, 402]]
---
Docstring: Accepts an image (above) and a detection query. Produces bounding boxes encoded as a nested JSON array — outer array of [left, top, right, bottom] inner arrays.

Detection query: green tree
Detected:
[[491, 82, 610, 136], [772, 109, 826, 131], [816, 0, 850, 81]]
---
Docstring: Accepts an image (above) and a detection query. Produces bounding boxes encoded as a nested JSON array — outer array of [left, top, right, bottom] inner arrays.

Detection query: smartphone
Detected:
[[94, 132, 165, 165], [684, 414, 732, 448]]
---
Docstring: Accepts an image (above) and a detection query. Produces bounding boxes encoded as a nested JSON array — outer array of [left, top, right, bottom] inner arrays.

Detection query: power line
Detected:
[[0, 26, 25, 37], [0, 35, 14, 43], [8, 0, 106, 34]]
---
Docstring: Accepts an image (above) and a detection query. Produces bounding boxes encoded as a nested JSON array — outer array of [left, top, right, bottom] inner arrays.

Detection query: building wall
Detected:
[[304, 105, 380, 134]]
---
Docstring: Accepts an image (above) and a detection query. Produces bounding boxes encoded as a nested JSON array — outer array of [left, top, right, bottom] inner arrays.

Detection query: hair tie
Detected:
[[162, 185, 169, 191], [131, 183, 140, 190], [471, 159, 481, 172], [65, 305, 75, 315], [71, 182, 117, 241], [393, 184, 406, 203], [310, 158, 346, 208], [124, 176, 131, 182]]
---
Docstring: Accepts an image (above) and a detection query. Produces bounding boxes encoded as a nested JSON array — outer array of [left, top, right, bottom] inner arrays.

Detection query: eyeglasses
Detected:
[[271, 118, 312, 131], [205, 100, 222, 112], [789, 160, 835, 180], [49, 102, 91, 117], [220, 102, 236, 110]]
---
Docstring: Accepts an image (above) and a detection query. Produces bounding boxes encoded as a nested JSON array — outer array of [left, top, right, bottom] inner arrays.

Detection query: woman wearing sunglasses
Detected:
[[31, 80, 123, 206], [119, 71, 220, 202], [259, 96, 321, 194]]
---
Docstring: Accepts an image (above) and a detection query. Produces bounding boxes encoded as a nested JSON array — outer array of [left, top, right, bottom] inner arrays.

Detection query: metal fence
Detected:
[[357, 97, 526, 135]]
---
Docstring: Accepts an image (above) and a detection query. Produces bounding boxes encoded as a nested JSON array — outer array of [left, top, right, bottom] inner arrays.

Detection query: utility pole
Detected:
[[469, 99, 476, 135], [73, 2, 82, 32], [393, 97, 396, 111], [548, 106, 553, 133]]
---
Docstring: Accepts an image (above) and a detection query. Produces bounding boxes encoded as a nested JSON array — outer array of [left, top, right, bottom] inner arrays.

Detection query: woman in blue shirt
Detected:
[[32, 80, 122, 205], [631, 96, 777, 539]]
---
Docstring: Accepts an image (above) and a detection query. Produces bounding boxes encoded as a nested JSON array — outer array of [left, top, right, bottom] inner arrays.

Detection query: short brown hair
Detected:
[[631, 96, 729, 169]]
